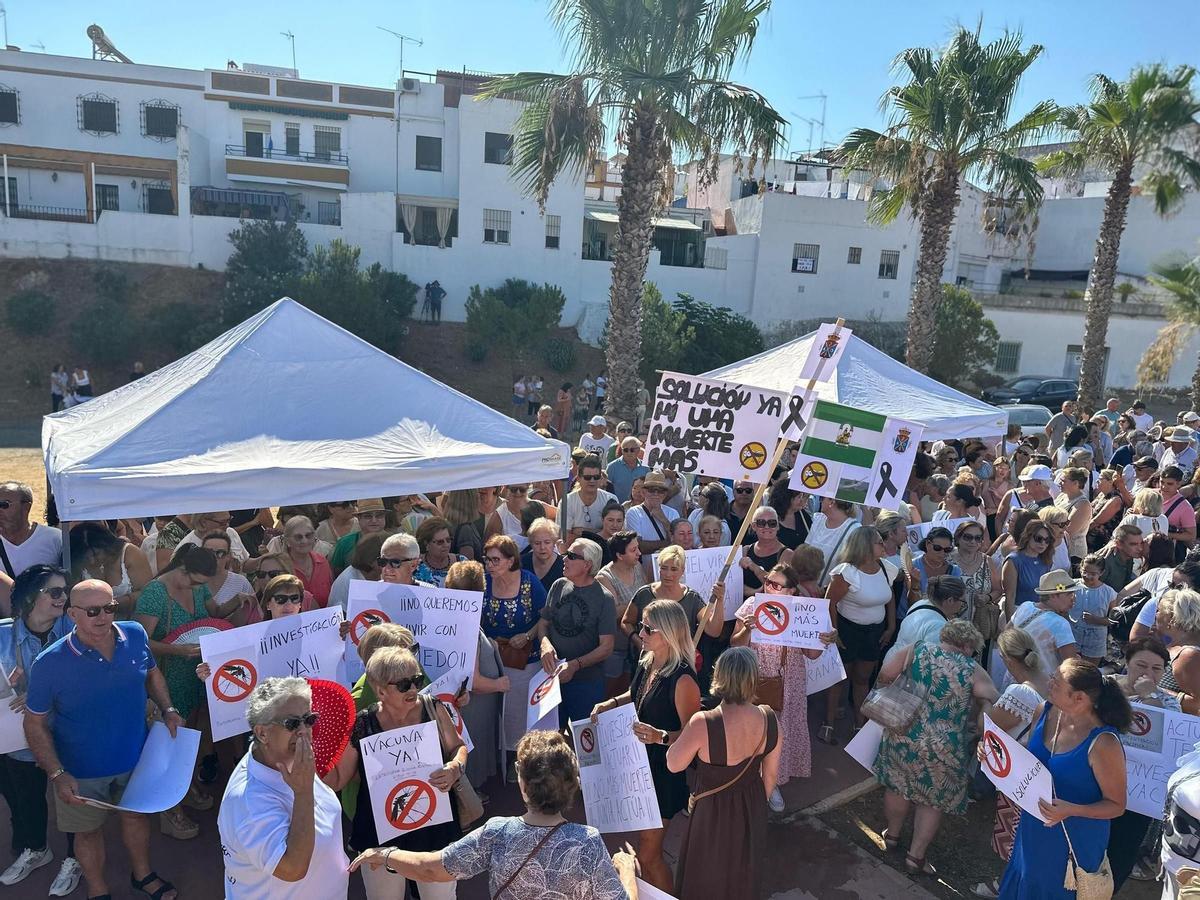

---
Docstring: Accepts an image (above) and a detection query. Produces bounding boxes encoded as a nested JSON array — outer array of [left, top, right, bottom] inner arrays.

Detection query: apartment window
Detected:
[[318, 201, 341, 226], [2, 177, 17, 211], [285, 123, 300, 157], [994, 341, 1022, 374], [878, 249, 900, 280], [545, 215, 561, 249], [314, 125, 341, 161], [95, 184, 119, 213], [79, 94, 118, 135], [847, 246, 862, 265], [0, 88, 18, 125], [145, 186, 174, 215], [791, 243, 819, 274], [483, 208, 511, 244], [415, 136, 442, 172], [141, 101, 179, 140], [483, 132, 513, 165]]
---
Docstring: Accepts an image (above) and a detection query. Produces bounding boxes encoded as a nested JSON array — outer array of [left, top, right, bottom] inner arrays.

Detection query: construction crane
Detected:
[[86, 24, 132, 63]]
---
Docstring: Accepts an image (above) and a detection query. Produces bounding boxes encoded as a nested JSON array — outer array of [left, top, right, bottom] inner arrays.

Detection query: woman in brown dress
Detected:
[[667, 647, 781, 900]]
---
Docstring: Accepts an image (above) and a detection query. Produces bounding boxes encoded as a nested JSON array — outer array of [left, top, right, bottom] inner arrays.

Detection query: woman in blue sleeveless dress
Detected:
[[997, 658, 1132, 899]]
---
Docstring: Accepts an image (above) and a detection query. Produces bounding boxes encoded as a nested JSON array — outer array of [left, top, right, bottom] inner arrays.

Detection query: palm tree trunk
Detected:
[[605, 107, 666, 425], [905, 166, 961, 373], [1077, 161, 1134, 411], [1191, 350, 1200, 413]]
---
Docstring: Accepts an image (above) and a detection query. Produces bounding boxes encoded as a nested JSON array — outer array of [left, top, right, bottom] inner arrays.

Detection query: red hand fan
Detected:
[[306, 678, 356, 777]]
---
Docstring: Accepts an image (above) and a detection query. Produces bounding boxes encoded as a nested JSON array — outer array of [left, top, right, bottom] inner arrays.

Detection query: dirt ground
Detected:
[[818, 785, 1159, 900]]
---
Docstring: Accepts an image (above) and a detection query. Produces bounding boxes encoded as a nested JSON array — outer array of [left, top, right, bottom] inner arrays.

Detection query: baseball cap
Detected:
[[587, 415, 607, 427], [1133, 456, 1159, 470], [1185, 411, 1200, 424], [1018, 464, 1053, 482]]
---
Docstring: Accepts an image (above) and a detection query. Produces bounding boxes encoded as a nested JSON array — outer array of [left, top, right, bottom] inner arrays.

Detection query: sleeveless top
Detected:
[[744, 545, 782, 592], [1161, 645, 1200, 694], [496, 504, 529, 552], [1005, 551, 1050, 607], [81, 550, 131, 598]]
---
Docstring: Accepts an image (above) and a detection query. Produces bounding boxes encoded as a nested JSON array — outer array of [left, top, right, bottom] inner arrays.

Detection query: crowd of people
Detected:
[[3, 393, 1200, 897]]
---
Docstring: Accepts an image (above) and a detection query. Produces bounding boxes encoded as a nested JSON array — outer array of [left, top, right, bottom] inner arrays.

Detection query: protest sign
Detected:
[[202, 607, 346, 741], [0, 670, 27, 755], [78, 723, 202, 813], [421, 670, 474, 753], [797, 323, 850, 384], [906, 519, 973, 550], [980, 714, 1054, 822], [635, 880, 678, 900], [344, 581, 484, 686], [1121, 702, 1200, 817], [646, 372, 788, 483], [804, 644, 847, 695], [527, 664, 564, 731], [749, 595, 831, 651], [570, 706, 661, 833], [789, 400, 923, 511], [844, 719, 885, 773], [652, 545, 744, 619], [359, 721, 452, 841]]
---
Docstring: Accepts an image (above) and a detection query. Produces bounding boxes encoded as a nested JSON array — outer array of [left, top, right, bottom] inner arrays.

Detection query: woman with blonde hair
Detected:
[[620, 543, 723, 655], [440, 489, 485, 560], [592, 600, 699, 891], [1121, 488, 1170, 539], [1154, 589, 1200, 714]]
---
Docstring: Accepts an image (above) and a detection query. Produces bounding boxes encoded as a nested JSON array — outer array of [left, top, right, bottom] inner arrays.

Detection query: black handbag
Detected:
[[1110, 589, 1152, 644]]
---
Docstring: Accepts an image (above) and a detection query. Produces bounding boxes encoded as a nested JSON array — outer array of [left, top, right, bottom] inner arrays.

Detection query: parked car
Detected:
[[982, 376, 1079, 409], [1002, 404, 1053, 448]]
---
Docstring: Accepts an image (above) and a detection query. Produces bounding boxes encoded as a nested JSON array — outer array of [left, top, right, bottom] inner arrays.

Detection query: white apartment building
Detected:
[[1, 46, 1197, 390]]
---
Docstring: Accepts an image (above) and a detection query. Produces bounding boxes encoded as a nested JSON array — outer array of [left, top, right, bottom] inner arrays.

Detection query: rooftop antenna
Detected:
[[796, 92, 828, 152], [32, 39, 45, 52], [377, 26, 422, 80], [280, 30, 296, 71]]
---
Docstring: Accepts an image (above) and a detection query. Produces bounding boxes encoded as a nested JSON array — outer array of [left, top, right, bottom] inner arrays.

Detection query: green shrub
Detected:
[[542, 337, 576, 373], [6, 289, 56, 336], [140, 301, 221, 355], [94, 266, 132, 304], [465, 279, 566, 371], [465, 336, 488, 362], [70, 300, 135, 363]]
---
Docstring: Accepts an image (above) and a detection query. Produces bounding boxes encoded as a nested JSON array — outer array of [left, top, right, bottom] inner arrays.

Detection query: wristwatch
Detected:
[[48, 767, 65, 781], [659, 729, 670, 745], [163, 706, 180, 717]]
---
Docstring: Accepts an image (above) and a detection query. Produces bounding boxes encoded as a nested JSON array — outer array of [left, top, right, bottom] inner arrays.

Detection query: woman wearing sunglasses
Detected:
[[485, 485, 534, 552], [241, 555, 317, 625], [738, 506, 795, 600], [281, 516, 333, 609], [0, 565, 80, 894], [951, 521, 1001, 634], [219, 677, 349, 899], [325, 646, 467, 900], [415, 518, 467, 588], [1001, 522, 1056, 620], [199, 532, 256, 627]]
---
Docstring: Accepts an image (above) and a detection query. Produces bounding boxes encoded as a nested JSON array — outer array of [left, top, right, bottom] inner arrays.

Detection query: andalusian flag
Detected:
[[789, 399, 923, 510]]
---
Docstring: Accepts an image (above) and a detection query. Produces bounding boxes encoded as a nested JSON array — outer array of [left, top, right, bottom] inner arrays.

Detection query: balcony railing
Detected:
[[225, 144, 349, 166], [1, 204, 92, 223]]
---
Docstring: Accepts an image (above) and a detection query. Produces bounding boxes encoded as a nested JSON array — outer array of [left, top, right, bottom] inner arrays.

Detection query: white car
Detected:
[[1004, 404, 1052, 447]]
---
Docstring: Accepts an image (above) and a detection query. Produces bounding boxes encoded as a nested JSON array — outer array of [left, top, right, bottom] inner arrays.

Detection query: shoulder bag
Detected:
[[687, 707, 769, 815], [0, 538, 13, 580], [861, 643, 930, 732], [492, 821, 564, 899], [753, 647, 786, 712], [818, 521, 856, 585], [421, 694, 485, 827], [1051, 713, 1114, 900]]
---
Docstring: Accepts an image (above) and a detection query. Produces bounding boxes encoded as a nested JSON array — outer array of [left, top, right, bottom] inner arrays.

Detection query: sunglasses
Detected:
[[734, 487, 754, 494], [271, 712, 319, 732], [1029, 534, 1051, 545], [764, 579, 791, 590], [509, 486, 529, 493], [391, 673, 429, 693], [928, 544, 952, 553], [622, 448, 639, 453], [643, 487, 667, 494], [484, 555, 505, 565], [77, 602, 120, 617], [634, 622, 660, 636], [958, 533, 983, 543], [580, 474, 602, 481], [754, 519, 779, 528], [564, 550, 585, 562], [269, 593, 303, 606], [208, 548, 229, 559], [254, 569, 285, 580], [378, 556, 419, 568], [38, 585, 68, 599]]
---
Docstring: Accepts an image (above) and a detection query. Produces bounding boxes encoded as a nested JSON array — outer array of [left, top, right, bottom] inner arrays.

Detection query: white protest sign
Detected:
[[0, 670, 27, 754], [980, 714, 1054, 823], [652, 545, 743, 619], [527, 664, 564, 732], [421, 670, 474, 754], [201, 607, 346, 742], [78, 723, 202, 813], [1121, 702, 1200, 818], [804, 643, 847, 695], [844, 719, 885, 773], [906, 519, 973, 549], [748, 595, 831, 650], [797, 323, 850, 385], [360, 721, 452, 841], [570, 706, 661, 832], [646, 372, 788, 483], [344, 581, 483, 686], [635, 879, 677, 900]]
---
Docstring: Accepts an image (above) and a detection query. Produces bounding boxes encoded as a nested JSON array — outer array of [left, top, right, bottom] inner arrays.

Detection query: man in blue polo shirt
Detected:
[[606, 436, 650, 502], [24, 580, 184, 900]]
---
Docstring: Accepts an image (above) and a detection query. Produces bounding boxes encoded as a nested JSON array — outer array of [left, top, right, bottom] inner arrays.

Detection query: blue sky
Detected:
[[10, 0, 1198, 154]]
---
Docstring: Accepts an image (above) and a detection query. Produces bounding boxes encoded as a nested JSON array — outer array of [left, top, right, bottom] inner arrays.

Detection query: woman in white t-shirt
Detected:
[[1007, 570, 1079, 688], [820, 527, 897, 743], [806, 497, 861, 586]]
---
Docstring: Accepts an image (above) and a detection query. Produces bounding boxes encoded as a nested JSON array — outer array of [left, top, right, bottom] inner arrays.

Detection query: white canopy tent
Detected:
[[43, 298, 570, 520], [704, 330, 1008, 441]]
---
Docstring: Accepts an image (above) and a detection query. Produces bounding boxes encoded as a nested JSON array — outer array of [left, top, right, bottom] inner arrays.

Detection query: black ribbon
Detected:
[[873, 461, 898, 503], [782, 395, 807, 436]]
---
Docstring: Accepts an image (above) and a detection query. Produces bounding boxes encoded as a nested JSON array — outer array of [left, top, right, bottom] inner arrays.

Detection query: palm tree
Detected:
[[480, 0, 784, 423], [1138, 256, 1200, 410], [1040, 65, 1200, 410], [837, 26, 1056, 374]]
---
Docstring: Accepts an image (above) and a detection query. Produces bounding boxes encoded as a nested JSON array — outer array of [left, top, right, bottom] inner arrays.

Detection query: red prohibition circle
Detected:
[[982, 730, 1012, 778], [436, 693, 465, 736], [385, 779, 436, 831], [350, 609, 391, 645], [754, 601, 790, 636], [530, 675, 556, 706], [1131, 711, 1152, 737], [580, 727, 595, 753], [212, 659, 257, 703]]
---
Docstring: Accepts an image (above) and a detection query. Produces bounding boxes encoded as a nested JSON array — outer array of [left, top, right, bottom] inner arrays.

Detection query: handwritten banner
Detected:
[[748, 595, 831, 650], [646, 372, 787, 483], [1121, 702, 1200, 818], [570, 705, 661, 833], [344, 582, 484, 686], [201, 607, 346, 741], [359, 721, 452, 840], [804, 643, 847, 695], [652, 545, 743, 619], [980, 714, 1054, 822], [420, 670, 474, 754]]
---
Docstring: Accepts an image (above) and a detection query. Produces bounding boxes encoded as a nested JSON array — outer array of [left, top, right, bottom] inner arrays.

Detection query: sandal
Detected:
[[131, 871, 176, 900], [182, 784, 213, 811], [159, 809, 198, 841], [905, 854, 936, 877], [880, 829, 900, 852], [817, 724, 838, 746]]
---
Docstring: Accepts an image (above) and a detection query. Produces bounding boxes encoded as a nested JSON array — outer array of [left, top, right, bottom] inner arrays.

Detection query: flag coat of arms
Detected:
[[788, 400, 923, 510]]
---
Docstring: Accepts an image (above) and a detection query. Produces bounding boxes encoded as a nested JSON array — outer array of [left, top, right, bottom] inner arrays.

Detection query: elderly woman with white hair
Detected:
[[281, 516, 333, 607], [1154, 589, 1200, 715], [218, 677, 348, 898], [378, 532, 427, 586]]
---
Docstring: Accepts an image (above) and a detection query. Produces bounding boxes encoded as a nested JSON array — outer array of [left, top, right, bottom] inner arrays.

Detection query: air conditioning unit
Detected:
[[399, 77, 421, 94]]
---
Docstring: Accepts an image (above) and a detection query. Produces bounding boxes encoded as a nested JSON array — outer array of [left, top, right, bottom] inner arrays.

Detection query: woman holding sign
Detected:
[[591, 600, 700, 891], [325, 647, 466, 900]]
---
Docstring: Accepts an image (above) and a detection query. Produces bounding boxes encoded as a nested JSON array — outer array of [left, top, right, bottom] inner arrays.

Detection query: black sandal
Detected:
[[131, 871, 176, 900], [905, 854, 936, 876]]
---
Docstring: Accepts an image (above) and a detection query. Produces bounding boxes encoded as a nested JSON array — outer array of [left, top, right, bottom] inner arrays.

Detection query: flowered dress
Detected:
[[135, 579, 213, 719], [874, 641, 975, 814]]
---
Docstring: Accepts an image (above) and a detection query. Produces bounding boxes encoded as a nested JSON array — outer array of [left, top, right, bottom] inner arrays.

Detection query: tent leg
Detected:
[[61, 522, 71, 576]]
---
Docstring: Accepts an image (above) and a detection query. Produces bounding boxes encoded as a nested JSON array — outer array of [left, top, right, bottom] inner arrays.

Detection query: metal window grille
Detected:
[[847, 246, 862, 264], [415, 136, 442, 171], [78, 94, 118, 135], [994, 341, 1021, 374], [484, 132, 513, 165], [545, 214, 561, 249], [878, 249, 900, 280], [0, 88, 18, 126], [144, 184, 174, 215], [95, 184, 119, 212], [705, 246, 728, 270], [285, 124, 300, 156], [317, 201, 341, 226], [791, 242, 819, 274], [313, 125, 341, 160], [141, 100, 179, 140], [483, 208, 511, 244]]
